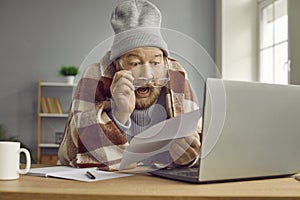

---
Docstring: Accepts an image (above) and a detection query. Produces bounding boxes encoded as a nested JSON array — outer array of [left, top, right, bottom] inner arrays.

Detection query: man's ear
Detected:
[[113, 60, 121, 71]]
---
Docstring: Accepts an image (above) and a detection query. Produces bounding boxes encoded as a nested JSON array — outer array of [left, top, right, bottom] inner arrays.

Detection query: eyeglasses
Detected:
[[132, 76, 169, 89], [118, 59, 170, 89]]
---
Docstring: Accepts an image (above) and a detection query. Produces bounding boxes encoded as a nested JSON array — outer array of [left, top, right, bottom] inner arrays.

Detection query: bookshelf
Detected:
[[37, 80, 75, 164]]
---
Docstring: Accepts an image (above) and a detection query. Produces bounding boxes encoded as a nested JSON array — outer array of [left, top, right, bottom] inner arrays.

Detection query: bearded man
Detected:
[[58, 0, 201, 170]]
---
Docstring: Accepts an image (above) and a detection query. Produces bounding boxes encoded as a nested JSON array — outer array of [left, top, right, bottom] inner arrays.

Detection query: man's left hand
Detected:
[[169, 132, 201, 166]]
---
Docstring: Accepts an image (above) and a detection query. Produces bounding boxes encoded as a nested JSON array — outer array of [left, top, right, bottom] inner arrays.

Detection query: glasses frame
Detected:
[[118, 57, 170, 89]]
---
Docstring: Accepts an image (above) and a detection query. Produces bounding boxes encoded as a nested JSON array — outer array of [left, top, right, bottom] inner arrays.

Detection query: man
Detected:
[[58, 0, 201, 170]]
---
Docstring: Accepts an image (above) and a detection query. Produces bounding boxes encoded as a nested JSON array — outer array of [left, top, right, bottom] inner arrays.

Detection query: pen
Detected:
[[85, 171, 96, 179]]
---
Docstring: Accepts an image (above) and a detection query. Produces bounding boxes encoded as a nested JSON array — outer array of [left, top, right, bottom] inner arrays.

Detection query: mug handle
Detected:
[[18, 148, 31, 174]]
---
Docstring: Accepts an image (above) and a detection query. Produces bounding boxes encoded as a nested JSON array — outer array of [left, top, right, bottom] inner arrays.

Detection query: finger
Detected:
[[112, 70, 134, 91], [170, 141, 190, 160], [197, 117, 203, 133], [170, 138, 199, 165], [169, 142, 185, 161], [113, 70, 134, 83], [170, 142, 183, 156], [113, 78, 135, 93], [175, 138, 191, 151], [184, 134, 200, 148], [176, 139, 198, 157], [112, 76, 135, 93], [184, 135, 195, 145], [175, 154, 192, 165], [174, 135, 200, 152], [170, 143, 194, 165]]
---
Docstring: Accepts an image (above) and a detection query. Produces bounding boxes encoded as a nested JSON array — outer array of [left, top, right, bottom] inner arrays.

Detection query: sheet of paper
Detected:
[[28, 166, 133, 182], [47, 167, 132, 182], [120, 109, 201, 170]]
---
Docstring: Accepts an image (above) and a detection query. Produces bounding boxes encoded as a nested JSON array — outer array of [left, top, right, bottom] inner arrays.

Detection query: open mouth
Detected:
[[135, 87, 151, 98]]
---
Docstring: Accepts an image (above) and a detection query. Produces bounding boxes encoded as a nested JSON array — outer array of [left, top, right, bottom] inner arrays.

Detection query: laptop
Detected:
[[151, 78, 300, 183]]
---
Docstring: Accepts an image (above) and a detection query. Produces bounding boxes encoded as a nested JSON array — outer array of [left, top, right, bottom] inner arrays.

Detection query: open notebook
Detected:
[[27, 166, 133, 182]]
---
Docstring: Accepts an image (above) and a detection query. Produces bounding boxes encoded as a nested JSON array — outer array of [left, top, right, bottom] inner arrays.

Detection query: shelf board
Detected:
[[39, 113, 68, 117], [41, 82, 76, 87], [39, 143, 60, 148]]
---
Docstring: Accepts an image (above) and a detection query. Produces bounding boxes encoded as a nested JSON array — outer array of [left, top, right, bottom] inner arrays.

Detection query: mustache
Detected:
[[134, 83, 164, 89], [135, 87, 162, 109]]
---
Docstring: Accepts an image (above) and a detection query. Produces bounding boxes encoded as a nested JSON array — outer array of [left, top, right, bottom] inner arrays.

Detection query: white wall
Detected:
[[216, 0, 258, 81], [0, 0, 216, 161], [289, 0, 300, 85]]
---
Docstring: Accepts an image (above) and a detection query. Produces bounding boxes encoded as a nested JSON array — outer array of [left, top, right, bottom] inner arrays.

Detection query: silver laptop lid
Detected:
[[199, 78, 300, 182]]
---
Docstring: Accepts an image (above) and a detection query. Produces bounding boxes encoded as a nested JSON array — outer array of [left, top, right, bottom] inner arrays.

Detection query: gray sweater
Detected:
[[110, 88, 167, 142]]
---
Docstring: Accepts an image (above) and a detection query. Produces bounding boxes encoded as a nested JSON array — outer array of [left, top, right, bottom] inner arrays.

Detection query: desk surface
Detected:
[[1, 168, 300, 200]]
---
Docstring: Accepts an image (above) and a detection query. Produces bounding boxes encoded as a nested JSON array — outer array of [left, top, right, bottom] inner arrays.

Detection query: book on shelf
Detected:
[[41, 97, 63, 114], [41, 97, 49, 113], [53, 97, 63, 114]]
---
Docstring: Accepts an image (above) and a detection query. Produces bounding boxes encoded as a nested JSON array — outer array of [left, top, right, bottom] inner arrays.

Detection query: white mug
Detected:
[[0, 141, 31, 180]]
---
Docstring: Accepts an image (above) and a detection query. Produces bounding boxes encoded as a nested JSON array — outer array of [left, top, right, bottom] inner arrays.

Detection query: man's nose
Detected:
[[139, 64, 153, 78]]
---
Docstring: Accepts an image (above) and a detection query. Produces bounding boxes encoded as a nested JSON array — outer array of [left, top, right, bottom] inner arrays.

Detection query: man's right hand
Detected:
[[110, 70, 136, 124]]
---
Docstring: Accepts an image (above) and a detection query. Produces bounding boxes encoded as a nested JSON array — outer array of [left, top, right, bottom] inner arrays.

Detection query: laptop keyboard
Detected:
[[152, 167, 199, 178], [175, 170, 198, 178]]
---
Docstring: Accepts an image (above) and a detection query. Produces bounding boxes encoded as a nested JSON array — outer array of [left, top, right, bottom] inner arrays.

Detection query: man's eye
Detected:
[[151, 62, 160, 66], [130, 62, 141, 67]]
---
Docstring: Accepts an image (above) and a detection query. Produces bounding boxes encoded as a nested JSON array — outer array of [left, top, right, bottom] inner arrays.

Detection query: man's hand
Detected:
[[169, 132, 201, 166], [110, 70, 135, 124]]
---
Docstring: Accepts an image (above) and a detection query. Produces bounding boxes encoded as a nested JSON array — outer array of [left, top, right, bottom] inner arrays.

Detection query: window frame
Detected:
[[258, 0, 289, 85]]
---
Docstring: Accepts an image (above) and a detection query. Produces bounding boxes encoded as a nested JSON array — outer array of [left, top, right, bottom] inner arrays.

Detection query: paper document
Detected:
[[28, 166, 133, 182], [120, 109, 201, 170]]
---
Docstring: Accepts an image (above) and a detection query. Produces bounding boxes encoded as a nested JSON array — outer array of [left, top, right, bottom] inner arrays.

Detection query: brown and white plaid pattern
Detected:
[[58, 51, 201, 171]]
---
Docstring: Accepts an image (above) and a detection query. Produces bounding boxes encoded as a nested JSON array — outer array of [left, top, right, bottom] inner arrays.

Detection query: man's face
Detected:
[[118, 47, 167, 109]]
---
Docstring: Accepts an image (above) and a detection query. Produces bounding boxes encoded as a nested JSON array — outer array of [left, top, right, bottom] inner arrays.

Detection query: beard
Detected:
[[135, 86, 162, 109]]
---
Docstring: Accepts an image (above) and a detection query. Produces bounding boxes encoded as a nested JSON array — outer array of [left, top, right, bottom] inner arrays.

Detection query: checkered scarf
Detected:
[[58, 51, 201, 170]]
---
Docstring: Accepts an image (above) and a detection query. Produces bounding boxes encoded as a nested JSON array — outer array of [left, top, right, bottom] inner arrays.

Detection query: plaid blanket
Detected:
[[58, 51, 201, 170]]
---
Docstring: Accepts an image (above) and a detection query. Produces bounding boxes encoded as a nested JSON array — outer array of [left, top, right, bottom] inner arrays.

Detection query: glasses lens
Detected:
[[152, 78, 169, 87], [133, 77, 169, 88], [125, 62, 170, 89], [133, 78, 149, 88]]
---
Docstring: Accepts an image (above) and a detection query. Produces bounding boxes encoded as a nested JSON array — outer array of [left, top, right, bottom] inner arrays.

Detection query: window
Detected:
[[259, 0, 289, 85]]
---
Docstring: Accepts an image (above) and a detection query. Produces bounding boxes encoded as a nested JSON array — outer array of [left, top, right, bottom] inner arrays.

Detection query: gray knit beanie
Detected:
[[110, 0, 168, 61]]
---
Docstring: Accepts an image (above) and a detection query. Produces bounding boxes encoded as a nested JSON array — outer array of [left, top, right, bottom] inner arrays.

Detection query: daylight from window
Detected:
[[259, 0, 289, 85]]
